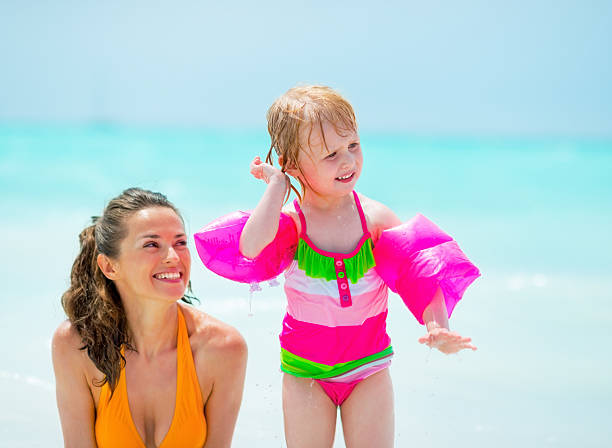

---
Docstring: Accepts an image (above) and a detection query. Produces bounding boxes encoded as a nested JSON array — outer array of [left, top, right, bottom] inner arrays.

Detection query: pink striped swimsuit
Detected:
[[280, 191, 393, 405]]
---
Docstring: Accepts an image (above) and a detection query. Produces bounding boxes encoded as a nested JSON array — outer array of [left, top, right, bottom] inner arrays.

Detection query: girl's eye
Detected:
[[326, 152, 337, 160], [144, 241, 158, 248], [348, 143, 359, 150], [176, 240, 188, 247]]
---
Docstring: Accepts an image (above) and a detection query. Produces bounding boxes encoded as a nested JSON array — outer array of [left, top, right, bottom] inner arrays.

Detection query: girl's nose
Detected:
[[340, 151, 354, 168]]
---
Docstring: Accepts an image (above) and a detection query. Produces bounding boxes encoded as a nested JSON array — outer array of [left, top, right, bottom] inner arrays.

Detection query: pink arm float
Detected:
[[194, 212, 479, 320], [373, 214, 481, 324], [193, 211, 298, 284]]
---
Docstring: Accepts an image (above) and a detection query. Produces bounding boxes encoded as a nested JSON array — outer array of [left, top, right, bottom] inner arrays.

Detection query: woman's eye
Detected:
[[176, 240, 188, 247], [326, 152, 337, 159], [348, 143, 359, 150], [144, 241, 158, 248]]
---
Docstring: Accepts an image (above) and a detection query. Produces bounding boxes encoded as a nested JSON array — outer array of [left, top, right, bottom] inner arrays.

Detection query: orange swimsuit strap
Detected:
[[95, 307, 206, 448]]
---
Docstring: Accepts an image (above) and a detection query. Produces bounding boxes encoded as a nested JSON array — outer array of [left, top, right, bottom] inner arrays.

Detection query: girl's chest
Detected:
[[303, 212, 368, 254]]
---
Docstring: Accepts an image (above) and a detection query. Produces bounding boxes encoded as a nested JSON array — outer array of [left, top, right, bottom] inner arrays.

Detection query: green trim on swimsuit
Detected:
[[294, 238, 376, 284], [280, 345, 393, 379]]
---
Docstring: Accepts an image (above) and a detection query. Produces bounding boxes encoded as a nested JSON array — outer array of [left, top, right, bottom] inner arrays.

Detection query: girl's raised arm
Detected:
[[239, 156, 289, 258]]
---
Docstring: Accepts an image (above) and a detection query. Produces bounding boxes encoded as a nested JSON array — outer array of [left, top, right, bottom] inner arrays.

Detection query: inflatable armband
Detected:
[[194, 211, 298, 284], [374, 214, 480, 324]]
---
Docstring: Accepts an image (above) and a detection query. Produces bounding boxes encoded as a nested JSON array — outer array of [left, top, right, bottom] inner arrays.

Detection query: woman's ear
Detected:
[[97, 254, 120, 280]]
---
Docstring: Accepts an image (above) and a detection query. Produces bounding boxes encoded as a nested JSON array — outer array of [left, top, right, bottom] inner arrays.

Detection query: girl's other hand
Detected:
[[250, 156, 286, 184], [418, 327, 477, 354]]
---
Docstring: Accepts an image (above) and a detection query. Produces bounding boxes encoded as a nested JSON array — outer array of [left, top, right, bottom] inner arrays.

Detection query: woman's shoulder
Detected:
[[52, 320, 87, 364], [179, 304, 247, 363], [179, 304, 247, 404], [51, 320, 101, 387]]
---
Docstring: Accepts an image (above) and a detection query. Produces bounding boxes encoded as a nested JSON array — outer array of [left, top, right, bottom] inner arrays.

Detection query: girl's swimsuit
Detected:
[[95, 306, 207, 448], [280, 191, 393, 405]]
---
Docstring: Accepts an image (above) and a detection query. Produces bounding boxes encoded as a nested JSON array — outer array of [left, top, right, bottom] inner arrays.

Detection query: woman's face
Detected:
[[111, 206, 191, 304]]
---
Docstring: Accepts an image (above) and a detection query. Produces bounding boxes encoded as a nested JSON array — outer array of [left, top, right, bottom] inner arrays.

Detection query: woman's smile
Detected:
[[152, 270, 183, 282]]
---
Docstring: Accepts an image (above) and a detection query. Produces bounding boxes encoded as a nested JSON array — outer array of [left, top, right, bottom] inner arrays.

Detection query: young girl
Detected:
[[234, 85, 476, 447]]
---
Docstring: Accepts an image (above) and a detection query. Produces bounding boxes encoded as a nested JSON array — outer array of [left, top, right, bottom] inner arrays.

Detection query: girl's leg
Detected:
[[339, 368, 395, 448], [282, 373, 338, 448]]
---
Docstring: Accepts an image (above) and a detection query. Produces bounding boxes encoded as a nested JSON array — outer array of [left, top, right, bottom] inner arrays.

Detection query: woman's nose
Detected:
[[164, 246, 180, 263]]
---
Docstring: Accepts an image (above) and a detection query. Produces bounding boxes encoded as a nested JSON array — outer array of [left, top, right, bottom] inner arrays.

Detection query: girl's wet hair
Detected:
[[61, 187, 195, 395], [265, 85, 357, 202]]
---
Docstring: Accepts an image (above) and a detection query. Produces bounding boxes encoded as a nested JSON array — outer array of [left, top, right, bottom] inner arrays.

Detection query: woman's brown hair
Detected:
[[61, 187, 194, 394]]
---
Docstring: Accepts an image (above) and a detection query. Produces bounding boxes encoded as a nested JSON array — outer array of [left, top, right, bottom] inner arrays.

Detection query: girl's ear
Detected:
[[97, 254, 120, 280], [279, 155, 299, 178]]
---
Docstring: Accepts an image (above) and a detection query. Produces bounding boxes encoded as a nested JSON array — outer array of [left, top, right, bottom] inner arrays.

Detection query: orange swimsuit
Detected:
[[95, 307, 207, 447]]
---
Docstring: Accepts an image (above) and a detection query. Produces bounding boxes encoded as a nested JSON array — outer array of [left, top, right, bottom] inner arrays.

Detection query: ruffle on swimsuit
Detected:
[[294, 237, 376, 284]]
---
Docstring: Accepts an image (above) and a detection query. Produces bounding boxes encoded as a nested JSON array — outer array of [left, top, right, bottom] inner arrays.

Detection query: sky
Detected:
[[0, 0, 611, 137]]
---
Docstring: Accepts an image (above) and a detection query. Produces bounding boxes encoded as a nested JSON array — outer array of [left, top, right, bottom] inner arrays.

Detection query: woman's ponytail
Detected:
[[61, 219, 128, 392]]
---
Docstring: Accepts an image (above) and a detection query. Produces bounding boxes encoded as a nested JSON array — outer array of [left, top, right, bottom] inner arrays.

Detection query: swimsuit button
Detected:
[[342, 295, 349, 301], [335, 260, 342, 267], [340, 283, 348, 290], [338, 272, 345, 279]]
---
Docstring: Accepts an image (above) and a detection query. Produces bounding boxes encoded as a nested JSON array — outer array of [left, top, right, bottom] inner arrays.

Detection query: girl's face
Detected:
[[295, 120, 363, 199], [110, 207, 191, 304]]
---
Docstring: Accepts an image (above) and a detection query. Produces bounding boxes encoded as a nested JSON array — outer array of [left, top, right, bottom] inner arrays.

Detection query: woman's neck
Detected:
[[122, 299, 179, 359]]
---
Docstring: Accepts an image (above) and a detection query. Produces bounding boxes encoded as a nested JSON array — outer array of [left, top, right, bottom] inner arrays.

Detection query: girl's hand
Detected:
[[418, 327, 477, 354], [250, 156, 286, 184]]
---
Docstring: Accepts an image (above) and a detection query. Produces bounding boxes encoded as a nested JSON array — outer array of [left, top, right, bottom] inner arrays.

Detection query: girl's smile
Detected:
[[335, 172, 355, 183]]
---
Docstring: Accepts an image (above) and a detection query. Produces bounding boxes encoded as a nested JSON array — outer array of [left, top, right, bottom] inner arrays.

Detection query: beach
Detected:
[[1, 124, 611, 447]]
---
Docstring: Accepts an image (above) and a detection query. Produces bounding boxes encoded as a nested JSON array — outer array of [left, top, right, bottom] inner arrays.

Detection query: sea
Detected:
[[0, 123, 610, 447]]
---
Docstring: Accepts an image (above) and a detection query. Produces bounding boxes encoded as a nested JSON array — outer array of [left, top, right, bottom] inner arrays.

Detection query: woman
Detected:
[[52, 188, 247, 448]]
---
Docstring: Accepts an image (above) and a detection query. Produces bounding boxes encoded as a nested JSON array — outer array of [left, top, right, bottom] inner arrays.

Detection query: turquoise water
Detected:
[[1, 124, 611, 447]]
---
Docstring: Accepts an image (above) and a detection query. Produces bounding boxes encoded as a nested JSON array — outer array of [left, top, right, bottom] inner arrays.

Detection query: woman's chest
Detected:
[[125, 354, 178, 446]]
